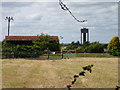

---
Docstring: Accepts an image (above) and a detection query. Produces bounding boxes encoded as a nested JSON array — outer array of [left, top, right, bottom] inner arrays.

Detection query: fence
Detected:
[[62, 50, 76, 59], [1, 50, 77, 60], [39, 51, 63, 60], [1, 51, 58, 59]]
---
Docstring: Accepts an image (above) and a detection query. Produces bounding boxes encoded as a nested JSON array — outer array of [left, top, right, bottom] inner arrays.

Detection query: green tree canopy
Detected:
[[33, 33, 60, 51], [107, 36, 120, 50], [32, 34, 51, 51], [107, 36, 120, 56]]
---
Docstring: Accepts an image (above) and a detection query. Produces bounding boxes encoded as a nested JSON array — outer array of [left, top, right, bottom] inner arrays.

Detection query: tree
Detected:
[[76, 41, 104, 53], [82, 41, 90, 48], [107, 36, 120, 56], [0, 41, 2, 51], [65, 41, 80, 50], [49, 40, 60, 51], [86, 42, 104, 53], [107, 36, 120, 50], [32, 33, 51, 51], [2, 40, 15, 52], [33, 33, 60, 51]]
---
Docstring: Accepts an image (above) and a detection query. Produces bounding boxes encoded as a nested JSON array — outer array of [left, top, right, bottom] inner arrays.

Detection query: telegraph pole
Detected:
[[5, 16, 13, 36]]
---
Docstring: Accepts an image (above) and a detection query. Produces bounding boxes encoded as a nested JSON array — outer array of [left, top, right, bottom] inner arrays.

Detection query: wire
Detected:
[[59, 0, 87, 23]]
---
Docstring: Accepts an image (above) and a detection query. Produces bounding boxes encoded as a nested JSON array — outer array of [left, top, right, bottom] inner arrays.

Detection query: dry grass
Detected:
[[2, 57, 118, 88]]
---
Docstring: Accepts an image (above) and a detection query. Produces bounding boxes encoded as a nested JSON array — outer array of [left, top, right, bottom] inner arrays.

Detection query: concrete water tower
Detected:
[[81, 28, 89, 44]]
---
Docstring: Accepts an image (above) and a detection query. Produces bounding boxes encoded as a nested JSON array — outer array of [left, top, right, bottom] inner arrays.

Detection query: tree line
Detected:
[[64, 36, 120, 56]]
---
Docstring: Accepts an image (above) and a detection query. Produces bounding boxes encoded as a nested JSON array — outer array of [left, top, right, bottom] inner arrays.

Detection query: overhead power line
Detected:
[[59, 0, 87, 23]]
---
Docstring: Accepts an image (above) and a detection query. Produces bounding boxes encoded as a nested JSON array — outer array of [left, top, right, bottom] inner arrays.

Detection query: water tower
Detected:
[[81, 28, 89, 44]]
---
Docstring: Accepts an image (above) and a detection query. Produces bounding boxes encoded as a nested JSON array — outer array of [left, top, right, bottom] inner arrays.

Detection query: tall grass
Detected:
[[2, 58, 118, 88]]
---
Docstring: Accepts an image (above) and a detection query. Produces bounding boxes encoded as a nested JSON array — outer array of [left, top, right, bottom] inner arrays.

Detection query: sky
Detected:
[[0, 0, 119, 43]]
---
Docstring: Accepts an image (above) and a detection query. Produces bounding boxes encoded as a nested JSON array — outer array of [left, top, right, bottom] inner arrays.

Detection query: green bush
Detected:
[[65, 45, 78, 50], [107, 47, 120, 56], [65, 41, 80, 50], [76, 47, 85, 52], [86, 42, 104, 53], [107, 36, 120, 56], [14, 51, 43, 58], [82, 41, 90, 48], [107, 36, 120, 50], [33, 34, 60, 51], [77, 42, 104, 53], [2, 41, 43, 58], [2, 33, 60, 58], [49, 40, 60, 51]]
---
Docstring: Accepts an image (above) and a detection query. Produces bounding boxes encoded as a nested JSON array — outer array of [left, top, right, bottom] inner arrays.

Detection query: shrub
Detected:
[[2, 41, 43, 58], [65, 45, 78, 50], [107, 47, 120, 56], [49, 40, 60, 51], [107, 36, 120, 50], [76, 47, 85, 52], [82, 41, 90, 48], [77, 42, 104, 53], [65, 41, 80, 50], [86, 42, 104, 53], [33, 34, 60, 51], [107, 36, 120, 56], [14, 51, 43, 58]]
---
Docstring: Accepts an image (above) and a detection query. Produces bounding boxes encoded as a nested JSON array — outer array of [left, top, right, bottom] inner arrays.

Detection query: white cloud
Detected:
[[1, 2, 118, 43]]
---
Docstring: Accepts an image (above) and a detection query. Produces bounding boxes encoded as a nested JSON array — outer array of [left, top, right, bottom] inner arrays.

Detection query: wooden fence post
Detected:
[[47, 51, 50, 59], [62, 51, 63, 59]]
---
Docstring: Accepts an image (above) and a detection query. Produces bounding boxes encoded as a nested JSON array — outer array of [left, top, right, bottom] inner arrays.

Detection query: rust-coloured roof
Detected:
[[5, 36, 59, 41]]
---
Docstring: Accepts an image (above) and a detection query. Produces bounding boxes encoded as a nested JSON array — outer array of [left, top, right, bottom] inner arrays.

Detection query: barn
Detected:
[[5, 36, 59, 45]]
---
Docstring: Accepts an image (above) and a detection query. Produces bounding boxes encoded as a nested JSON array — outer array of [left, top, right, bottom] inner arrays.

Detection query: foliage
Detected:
[[0, 41, 2, 51], [77, 42, 104, 53], [107, 36, 120, 50], [2, 33, 60, 58], [14, 50, 42, 58], [107, 36, 120, 56], [82, 41, 90, 47], [65, 41, 80, 50], [86, 42, 104, 53], [2, 41, 42, 58], [49, 40, 60, 51], [102, 44, 108, 49], [33, 33, 60, 51], [76, 41, 90, 52], [32, 34, 51, 51], [2, 40, 15, 52], [107, 47, 120, 56]]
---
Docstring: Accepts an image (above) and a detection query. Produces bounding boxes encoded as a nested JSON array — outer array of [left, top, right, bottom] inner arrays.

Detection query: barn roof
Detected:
[[5, 36, 59, 41]]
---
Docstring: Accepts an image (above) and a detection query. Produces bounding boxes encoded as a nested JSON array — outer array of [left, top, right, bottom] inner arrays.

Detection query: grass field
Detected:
[[76, 53, 116, 58], [2, 57, 118, 88]]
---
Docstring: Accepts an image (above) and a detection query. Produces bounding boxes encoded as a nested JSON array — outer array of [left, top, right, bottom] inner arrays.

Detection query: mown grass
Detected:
[[39, 53, 116, 60], [2, 57, 118, 88], [76, 53, 116, 58], [43, 53, 116, 59]]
